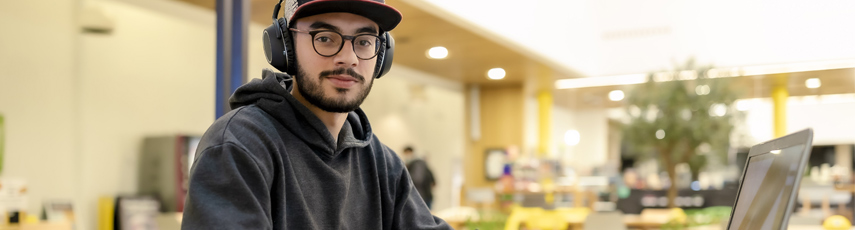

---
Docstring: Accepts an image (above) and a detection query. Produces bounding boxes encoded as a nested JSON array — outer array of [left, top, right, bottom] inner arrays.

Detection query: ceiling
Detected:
[[172, 0, 577, 86], [173, 0, 855, 110], [555, 68, 855, 110]]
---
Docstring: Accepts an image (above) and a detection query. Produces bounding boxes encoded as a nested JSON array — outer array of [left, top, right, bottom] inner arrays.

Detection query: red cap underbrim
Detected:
[[290, 0, 403, 31]]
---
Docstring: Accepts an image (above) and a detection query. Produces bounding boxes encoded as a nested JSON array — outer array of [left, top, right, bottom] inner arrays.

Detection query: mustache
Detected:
[[319, 68, 365, 82]]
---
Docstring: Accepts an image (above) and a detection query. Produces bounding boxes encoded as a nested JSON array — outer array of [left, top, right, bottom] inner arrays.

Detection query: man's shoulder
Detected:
[[200, 105, 282, 149], [194, 105, 287, 170]]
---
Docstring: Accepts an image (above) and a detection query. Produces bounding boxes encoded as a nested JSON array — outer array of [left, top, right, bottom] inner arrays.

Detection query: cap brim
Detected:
[[290, 0, 403, 31]]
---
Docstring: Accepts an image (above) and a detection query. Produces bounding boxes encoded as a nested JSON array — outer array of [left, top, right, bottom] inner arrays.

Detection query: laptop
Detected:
[[726, 128, 814, 230]]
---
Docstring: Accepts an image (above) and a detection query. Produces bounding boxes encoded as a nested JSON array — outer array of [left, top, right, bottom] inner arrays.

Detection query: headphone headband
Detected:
[[272, 0, 284, 21]]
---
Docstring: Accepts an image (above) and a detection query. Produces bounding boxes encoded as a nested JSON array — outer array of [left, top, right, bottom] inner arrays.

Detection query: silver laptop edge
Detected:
[[726, 128, 814, 230]]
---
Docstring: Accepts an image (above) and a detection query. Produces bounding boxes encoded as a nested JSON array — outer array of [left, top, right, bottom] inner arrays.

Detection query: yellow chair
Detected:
[[504, 205, 591, 230], [823, 215, 852, 230]]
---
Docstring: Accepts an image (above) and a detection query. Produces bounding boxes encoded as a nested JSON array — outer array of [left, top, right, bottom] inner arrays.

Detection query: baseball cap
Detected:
[[283, 0, 403, 31]]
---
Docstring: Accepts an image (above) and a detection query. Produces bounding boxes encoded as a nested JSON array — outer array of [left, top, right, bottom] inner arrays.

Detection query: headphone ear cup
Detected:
[[280, 18, 298, 75], [262, 18, 296, 74], [374, 32, 395, 79], [263, 22, 287, 72]]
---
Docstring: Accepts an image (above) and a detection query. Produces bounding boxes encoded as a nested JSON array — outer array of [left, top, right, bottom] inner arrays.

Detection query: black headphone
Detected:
[[262, 0, 395, 78]]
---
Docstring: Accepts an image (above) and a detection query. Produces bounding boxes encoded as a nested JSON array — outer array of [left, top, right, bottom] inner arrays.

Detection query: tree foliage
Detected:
[[622, 59, 743, 207]]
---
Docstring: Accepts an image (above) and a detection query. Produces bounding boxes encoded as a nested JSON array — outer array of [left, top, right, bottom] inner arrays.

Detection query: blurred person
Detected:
[[181, 0, 451, 229], [402, 146, 436, 209]]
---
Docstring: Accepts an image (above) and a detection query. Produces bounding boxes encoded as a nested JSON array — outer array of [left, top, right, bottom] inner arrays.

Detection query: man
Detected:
[[402, 146, 436, 209], [181, 0, 452, 229]]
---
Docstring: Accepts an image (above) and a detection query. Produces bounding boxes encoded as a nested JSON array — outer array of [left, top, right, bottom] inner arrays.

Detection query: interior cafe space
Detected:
[[3, 0, 855, 229]]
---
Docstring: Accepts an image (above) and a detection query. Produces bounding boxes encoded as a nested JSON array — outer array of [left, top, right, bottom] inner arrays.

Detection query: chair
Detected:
[[504, 206, 591, 230], [583, 211, 627, 230], [639, 208, 674, 224]]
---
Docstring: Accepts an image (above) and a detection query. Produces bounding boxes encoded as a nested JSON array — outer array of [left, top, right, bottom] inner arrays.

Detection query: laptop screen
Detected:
[[728, 144, 806, 230]]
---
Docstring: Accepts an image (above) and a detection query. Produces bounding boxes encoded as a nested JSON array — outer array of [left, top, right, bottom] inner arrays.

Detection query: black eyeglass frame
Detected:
[[289, 28, 385, 60]]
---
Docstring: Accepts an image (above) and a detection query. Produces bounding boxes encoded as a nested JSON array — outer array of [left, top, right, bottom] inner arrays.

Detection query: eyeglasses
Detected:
[[289, 28, 383, 60]]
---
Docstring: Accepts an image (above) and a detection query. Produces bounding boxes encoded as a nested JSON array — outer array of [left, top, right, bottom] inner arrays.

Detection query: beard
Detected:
[[294, 65, 374, 113]]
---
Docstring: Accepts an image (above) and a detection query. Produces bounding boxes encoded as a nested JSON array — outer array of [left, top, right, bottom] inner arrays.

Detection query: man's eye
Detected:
[[316, 36, 333, 43]]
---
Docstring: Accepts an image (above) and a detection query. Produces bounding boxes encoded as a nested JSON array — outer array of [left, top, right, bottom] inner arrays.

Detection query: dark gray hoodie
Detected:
[[181, 69, 452, 230]]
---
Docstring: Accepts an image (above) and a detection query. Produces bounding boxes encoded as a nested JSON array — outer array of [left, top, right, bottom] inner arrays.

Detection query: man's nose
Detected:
[[333, 40, 359, 68]]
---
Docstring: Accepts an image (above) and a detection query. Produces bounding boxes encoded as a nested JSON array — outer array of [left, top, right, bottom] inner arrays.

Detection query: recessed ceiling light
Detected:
[[805, 78, 821, 89], [487, 68, 505, 80], [608, 90, 625, 101], [426, 46, 448, 59]]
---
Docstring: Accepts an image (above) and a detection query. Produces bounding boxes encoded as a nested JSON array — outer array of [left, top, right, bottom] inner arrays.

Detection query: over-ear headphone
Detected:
[[262, 0, 395, 78]]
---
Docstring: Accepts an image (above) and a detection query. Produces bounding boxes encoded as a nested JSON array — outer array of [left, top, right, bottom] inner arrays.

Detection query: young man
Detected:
[[181, 0, 452, 229]]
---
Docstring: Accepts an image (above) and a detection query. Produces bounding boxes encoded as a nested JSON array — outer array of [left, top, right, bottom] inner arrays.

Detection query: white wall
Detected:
[[360, 65, 465, 212], [3, 0, 280, 228], [523, 97, 540, 156], [552, 106, 609, 175], [520, 98, 612, 176], [71, 0, 297, 228], [74, 0, 226, 228], [0, 0, 78, 221]]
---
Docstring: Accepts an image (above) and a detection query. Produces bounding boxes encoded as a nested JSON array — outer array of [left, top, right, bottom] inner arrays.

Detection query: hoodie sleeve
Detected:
[[182, 143, 273, 230], [392, 166, 453, 229]]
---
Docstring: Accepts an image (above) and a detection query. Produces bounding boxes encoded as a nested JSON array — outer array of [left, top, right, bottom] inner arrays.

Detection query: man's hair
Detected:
[[403, 146, 414, 153]]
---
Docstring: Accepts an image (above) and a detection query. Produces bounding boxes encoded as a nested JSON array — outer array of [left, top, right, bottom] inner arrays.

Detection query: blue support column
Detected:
[[215, 0, 248, 118]]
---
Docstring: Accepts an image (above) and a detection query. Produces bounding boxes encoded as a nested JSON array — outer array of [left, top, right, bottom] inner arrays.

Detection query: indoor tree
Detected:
[[622, 60, 742, 208]]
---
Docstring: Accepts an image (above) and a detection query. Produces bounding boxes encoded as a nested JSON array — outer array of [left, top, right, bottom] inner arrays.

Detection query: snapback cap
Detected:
[[283, 0, 403, 31]]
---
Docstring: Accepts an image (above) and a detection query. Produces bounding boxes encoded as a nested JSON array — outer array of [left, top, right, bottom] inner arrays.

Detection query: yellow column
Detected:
[[772, 74, 789, 137], [537, 90, 553, 156], [98, 196, 115, 230], [537, 90, 556, 204]]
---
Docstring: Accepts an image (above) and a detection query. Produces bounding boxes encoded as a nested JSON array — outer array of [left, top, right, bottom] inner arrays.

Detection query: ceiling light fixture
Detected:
[[427, 46, 448, 59], [488, 68, 506, 80], [805, 78, 821, 89], [608, 90, 625, 101]]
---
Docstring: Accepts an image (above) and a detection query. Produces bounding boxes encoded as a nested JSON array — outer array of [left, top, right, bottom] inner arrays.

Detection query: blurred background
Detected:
[[2, 0, 855, 229]]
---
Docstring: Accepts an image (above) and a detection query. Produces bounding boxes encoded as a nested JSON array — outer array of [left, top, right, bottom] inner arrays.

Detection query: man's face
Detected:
[[292, 13, 379, 113]]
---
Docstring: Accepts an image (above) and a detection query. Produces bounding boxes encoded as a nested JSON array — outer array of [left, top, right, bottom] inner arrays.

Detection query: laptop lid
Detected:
[[726, 128, 814, 230]]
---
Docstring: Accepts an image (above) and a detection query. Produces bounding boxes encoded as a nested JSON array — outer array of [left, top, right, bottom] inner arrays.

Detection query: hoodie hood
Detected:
[[229, 69, 373, 158]]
